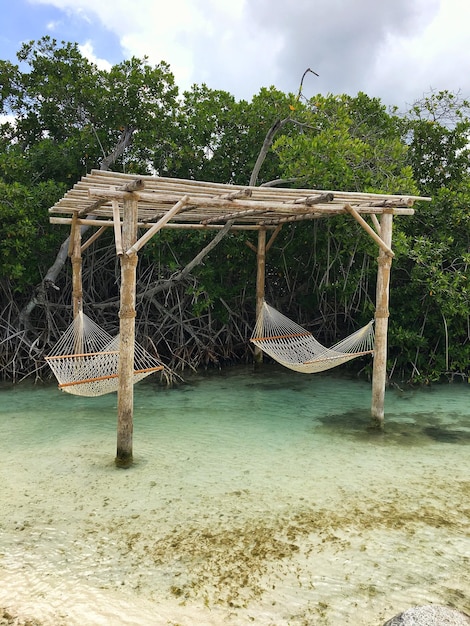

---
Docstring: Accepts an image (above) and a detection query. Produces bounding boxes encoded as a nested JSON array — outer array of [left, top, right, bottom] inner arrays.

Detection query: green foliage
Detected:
[[391, 183, 470, 379], [0, 37, 468, 381], [274, 92, 417, 194], [404, 90, 470, 195], [164, 84, 242, 181], [0, 178, 66, 288], [1, 37, 179, 183], [163, 84, 293, 184]]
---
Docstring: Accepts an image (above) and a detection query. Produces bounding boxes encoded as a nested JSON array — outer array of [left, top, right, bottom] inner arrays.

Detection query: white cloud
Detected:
[[0, 114, 16, 125], [366, 0, 470, 109], [28, 0, 470, 106], [78, 41, 112, 71], [46, 20, 61, 31]]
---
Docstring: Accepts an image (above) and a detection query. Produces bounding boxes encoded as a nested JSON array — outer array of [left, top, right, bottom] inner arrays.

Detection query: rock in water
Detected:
[[383, 605, 470, 626]]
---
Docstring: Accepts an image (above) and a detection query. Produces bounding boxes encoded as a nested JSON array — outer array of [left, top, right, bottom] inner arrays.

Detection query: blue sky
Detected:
[[1, 0, 470, 109], [0, 0, 123, 67]]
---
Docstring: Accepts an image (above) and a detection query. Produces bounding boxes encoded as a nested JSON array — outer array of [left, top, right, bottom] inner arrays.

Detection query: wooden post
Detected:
[[69, 214, 84, 356], [69, 213, 83, 320], [371, 211, 393, 428], [112, 200, 123, 256], [116, 195, 138, 468], [254, 227, 267, 365]]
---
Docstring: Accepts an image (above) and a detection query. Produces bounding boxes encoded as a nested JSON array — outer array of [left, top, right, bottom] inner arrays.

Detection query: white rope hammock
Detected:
[[45, 312, 164, 396], [250, 301, 374, 374]]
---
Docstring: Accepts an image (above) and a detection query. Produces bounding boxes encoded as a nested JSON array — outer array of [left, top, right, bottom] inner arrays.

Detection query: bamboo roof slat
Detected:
[[293, 192, 334, 205], [49, 170, 431, 231]]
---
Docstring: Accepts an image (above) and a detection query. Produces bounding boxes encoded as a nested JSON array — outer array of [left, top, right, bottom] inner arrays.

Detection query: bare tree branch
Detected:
[[137, 220, 234, 301], [249, 68, 319, 187], [100, 125, 136, 171], [249, 117, 293, 187]]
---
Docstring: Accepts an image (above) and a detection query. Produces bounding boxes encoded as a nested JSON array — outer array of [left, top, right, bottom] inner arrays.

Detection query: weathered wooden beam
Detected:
[[112, 200, 123, 256], [260, 213, 323, 226], [116, 195, 138, 469], [370, 214, 381, 235], [77, 197, 108, 218], [116, 179, 144, 192], [202, 206, 273, 225], [371, 212, 394, 428], [126, 195, 190, 255], [68, 212, 79, 258], [80, 226, 107, 253], [266, 224, 283, 252], [50, 217, 267, 231], [220, 188, 252, 200], [293, 192, 334, 205], [245, 224, 282, 254], [70, 214, 83, 322], [254, 228, 267, 365], [356, 197, 415, 208], [344, 204, 394, 257]]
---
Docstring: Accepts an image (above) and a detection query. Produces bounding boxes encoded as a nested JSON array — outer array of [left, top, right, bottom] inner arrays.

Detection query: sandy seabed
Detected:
[[1, 367, 469, 625]]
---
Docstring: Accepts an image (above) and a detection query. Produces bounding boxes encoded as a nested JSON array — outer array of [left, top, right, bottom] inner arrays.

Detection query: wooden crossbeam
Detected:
[[219, 188, 253, 200]]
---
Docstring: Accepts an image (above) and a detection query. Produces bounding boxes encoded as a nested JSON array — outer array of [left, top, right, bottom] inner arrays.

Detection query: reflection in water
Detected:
[[0, 366, 469, 625]]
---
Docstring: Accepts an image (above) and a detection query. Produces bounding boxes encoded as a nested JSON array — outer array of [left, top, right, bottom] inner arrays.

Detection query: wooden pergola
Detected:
[[48, 169, 431, 466]]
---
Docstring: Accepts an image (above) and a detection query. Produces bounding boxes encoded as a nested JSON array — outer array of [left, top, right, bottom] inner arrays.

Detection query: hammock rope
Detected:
[[45, 312, 164, 396], [250, 301, 374, 374]]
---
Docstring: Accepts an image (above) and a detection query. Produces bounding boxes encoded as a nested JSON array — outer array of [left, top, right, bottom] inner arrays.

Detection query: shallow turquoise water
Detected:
[[0, 366, 469, 625]]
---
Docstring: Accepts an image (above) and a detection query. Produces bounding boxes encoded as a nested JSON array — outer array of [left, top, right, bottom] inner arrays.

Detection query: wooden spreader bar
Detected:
[[45, 350, 119, 360], [251, 331, 312, 342], [58, 365, 164, 388]]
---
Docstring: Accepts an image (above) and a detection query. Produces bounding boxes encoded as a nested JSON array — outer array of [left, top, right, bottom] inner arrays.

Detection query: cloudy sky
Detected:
[[1, 0, 469, 111]]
